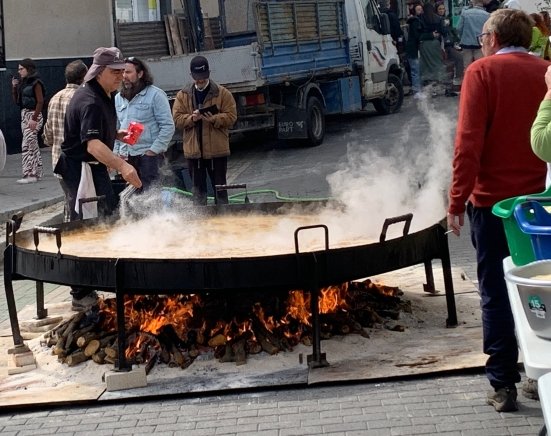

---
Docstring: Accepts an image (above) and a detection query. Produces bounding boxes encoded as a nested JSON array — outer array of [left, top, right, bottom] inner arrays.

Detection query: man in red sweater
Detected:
[[447, 9, 548, 412]]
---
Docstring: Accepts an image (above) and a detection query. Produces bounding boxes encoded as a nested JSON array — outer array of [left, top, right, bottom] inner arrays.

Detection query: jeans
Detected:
[[128, 154, 163, 190], [407, 57, 421, 93], [467, 202, 521, 390]]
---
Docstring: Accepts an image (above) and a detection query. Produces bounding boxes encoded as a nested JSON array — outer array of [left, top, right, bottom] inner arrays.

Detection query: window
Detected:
[[115, 0, 161, 23]]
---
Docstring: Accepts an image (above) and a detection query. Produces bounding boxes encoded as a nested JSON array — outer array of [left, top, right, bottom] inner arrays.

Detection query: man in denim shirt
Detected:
[[115, 57, 175, 190], [458, 0, 490, 73]]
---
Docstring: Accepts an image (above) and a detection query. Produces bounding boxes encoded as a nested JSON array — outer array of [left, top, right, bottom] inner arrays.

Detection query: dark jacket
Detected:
[[405, 16, 424, 59], [17, 74, 45, 110]]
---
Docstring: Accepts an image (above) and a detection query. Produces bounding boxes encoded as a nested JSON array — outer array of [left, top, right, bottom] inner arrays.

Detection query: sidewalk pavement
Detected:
[[0, 148, 64, 224]]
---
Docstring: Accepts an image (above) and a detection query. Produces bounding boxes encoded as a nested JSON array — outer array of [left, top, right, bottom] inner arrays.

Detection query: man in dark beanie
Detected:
[[172, 55, 237, 205]]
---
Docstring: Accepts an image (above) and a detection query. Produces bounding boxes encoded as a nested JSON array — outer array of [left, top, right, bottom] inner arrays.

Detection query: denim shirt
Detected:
[[457, 6, 490, 48], [114, 85, 175, 157]]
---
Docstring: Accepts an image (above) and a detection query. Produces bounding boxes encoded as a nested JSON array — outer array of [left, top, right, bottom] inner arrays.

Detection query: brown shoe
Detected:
[[522, 378, 539, 401], [487, 387, 518, 412]]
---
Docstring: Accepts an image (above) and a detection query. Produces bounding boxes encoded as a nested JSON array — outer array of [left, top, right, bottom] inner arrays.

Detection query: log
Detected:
[[92, 350, 106, 364], [232, 339, 247, 366], [99, 334, 117, 348], [53, 336, 67, 357], [218, 344, 234, 363], [208, 334, 226, 347], [104, 345, 118, 359], [76, 332, 98, 348], [252, 316, 279, 355], [84, 339, 101, 357], [247, 339, 262, 355], [145, 351, 157, 374], [66, 350, 89, 367]]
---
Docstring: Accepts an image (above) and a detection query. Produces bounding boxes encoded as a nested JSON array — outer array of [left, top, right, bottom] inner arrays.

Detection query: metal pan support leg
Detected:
[[295, 225, 329, 368]]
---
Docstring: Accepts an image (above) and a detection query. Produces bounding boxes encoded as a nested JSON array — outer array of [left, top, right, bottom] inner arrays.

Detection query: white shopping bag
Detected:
[[75, 162, 98, 219]]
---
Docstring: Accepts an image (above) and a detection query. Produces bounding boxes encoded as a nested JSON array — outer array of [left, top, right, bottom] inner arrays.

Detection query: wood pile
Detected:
[[43, 279, 409, 371]]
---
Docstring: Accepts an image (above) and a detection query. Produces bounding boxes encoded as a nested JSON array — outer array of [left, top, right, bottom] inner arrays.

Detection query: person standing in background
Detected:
[[43, 60, 88, 222], [114, 57, 175, 190], [457, 0, 490, 73], [405, 3, 425, 98], [447, 9, 548, 413], [418, 2, 446, 95], [437, 1, 464, 93], [529, 13, 550, 59], [11, 58, 45, 184], [172, 55, 237, 205]]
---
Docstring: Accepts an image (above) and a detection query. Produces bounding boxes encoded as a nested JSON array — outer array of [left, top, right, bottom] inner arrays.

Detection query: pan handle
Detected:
[[294, 224, 329, 253], [33, 226, 62, 255], [379, 213, 413, 242]]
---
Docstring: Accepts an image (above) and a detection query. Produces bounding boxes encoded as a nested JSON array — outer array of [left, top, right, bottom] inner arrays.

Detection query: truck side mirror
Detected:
[[378, 13, 391, 35]]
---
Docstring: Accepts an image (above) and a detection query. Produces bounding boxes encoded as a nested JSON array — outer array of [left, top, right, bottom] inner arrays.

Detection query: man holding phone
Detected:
[[172, 55, 237, 205]]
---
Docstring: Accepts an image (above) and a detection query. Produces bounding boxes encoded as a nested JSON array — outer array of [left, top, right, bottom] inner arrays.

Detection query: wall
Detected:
[[4, 0, 113, 60], [1, 0, 114, 154]]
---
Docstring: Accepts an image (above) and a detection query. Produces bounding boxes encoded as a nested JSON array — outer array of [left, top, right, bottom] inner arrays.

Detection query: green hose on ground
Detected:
[[161, 187, 331, 204]]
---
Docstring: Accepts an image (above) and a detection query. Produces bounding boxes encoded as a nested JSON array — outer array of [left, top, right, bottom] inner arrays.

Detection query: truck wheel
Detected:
[[305, 96, 325, 146], [373, 73, 404, 115]]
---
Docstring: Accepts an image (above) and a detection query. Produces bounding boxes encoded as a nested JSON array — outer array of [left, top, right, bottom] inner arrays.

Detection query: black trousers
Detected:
[[58, 158, 116, 299], [467, 203, 521, 390], [188, 157, 228, 205]]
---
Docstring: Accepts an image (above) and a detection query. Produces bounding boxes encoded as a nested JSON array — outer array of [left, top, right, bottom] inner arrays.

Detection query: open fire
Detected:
[[43, 280, 408, 371]]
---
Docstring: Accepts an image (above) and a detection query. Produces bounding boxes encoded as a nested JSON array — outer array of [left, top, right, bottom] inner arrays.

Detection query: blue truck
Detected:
[[149, 0, 403, 146]]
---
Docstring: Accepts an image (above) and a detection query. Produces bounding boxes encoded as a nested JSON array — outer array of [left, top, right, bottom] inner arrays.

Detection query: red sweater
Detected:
[[449, 52, 549, 215]]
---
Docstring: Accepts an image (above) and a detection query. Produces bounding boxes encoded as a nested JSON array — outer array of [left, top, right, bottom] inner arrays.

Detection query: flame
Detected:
[[97, 283, 353, 363], [100, 294, 201, 338]]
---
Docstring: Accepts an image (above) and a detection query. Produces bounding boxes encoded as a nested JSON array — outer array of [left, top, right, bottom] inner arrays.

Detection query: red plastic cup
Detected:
[[122, 121, 144, 145]]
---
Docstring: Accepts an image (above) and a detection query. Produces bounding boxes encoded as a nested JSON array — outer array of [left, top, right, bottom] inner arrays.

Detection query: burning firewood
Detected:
[[44, 279, 410, 372]]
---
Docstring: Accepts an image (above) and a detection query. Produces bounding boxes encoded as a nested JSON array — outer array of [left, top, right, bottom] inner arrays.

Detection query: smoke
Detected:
[[323, 99, 455, 241], [102, 100, 456, 257]]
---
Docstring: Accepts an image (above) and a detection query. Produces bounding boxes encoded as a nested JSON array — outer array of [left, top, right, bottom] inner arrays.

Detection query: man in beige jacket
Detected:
[[172, 56, 237, 205]]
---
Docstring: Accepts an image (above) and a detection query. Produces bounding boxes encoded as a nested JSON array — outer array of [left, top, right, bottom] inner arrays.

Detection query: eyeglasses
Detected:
[[477, 32, 491, 45], [17, 67, 25, 71]]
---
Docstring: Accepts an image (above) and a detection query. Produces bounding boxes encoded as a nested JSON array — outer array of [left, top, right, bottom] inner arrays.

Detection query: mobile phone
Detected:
[[198, 105, 219, 115]]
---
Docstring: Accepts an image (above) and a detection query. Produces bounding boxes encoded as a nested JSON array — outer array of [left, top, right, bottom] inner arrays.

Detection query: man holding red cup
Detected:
[[115, 57, 175, 190]]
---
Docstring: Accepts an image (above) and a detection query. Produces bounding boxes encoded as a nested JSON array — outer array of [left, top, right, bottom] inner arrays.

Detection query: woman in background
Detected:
[[11, 58, 45, 184], [419, 2, 446, 96], [529, 13, 550, 59], [436, 1, 463, 95]]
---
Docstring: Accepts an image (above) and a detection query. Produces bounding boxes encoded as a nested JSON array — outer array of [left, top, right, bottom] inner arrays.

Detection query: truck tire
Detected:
[[372, 73, 404, 115], [305, 96, 325, 146]]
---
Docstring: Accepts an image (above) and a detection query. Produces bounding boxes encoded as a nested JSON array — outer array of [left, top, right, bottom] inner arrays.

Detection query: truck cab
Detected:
[[346, 0, 403, 114]]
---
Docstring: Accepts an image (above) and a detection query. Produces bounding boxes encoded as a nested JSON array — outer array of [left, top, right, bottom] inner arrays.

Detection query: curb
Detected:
[[1, 199, 64, 263], [0, 195, 65, 224]]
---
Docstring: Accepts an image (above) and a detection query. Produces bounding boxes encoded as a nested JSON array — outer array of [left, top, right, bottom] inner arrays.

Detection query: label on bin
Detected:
[[528, 295, 546, 319]]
